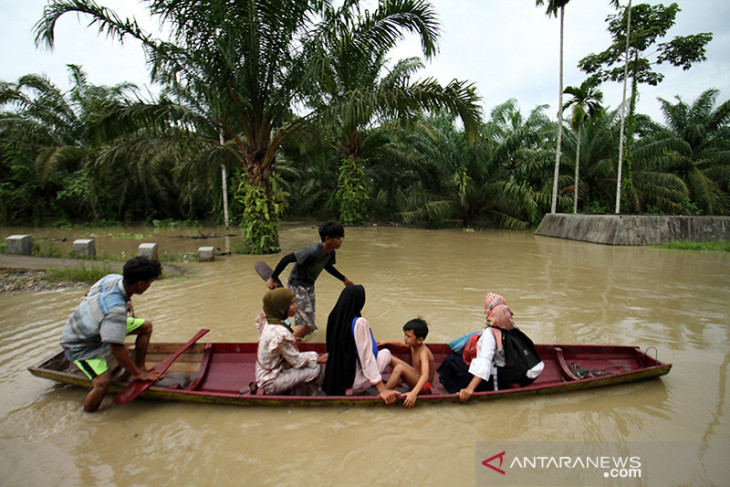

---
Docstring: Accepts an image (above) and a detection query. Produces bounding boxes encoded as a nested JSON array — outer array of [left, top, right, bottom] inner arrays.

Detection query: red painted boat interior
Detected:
[[155, 342, 665, 396]]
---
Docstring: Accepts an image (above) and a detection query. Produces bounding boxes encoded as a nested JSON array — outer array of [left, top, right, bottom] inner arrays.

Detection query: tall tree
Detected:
[[578, 2, 713, 212], [635, 89, 730, 214], [561, 108, 622, 214], [398, 104, 541, 229], [35, 0, 450, 252], [536, 0, 571, 214], [563, 79, 604, 213], [614, 0, 632, 215], [307, 51, 481, 224], [0, 65, 165, 222]]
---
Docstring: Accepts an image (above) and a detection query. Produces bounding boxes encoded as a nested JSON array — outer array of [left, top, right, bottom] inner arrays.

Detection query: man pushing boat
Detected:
[[59, 256, 162, 412]]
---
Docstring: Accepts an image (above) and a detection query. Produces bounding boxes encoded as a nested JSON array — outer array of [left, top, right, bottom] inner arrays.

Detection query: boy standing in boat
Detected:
[[60, 256, 163, 412], [379, 318, 435, 407], [266, 221, 353, 339]]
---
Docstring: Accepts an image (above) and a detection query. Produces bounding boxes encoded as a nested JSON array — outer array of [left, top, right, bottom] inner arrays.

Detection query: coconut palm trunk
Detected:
[[573, 125, 582, 213], [551, 5, 566, 214], [615, 0, 632, 214], [537, 0, 571, 214]]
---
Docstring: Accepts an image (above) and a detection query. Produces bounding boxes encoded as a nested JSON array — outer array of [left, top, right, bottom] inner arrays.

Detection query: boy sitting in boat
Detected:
[[378, 318, 435, 407], [266, 221, 354, 340], [59, 256, 163, 412]]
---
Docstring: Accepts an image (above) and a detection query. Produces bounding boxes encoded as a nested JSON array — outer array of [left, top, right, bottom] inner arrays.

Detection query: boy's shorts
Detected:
[[74, 317, 146, 379], [289, 284, 316, 331]]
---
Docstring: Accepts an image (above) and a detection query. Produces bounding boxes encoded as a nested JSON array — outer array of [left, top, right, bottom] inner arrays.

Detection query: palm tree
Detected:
[[300, 1, 481, 224], [35, 0, 456, 252], [568, 109, 620, 213], [585, 1, 712, 213], [536, 0, 571, 214], [306, 51, 481, 224], [634, 89, 730, 214], [398, 105, 539, 229], [563, 80, 604, 213], [0, 65, 164, 222], [489, 99, 557, 219]]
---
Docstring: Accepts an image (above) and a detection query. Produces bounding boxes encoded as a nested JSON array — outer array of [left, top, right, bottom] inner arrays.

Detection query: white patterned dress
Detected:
[[254, 313, 323, 395]]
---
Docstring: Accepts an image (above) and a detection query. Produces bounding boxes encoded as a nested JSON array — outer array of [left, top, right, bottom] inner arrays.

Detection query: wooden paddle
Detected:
[[113, 328, 210, 404], [255, 260, 283, 288]]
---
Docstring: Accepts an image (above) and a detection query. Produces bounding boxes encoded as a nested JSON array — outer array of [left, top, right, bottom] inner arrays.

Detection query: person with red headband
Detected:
[[437, 292, 544, 403]]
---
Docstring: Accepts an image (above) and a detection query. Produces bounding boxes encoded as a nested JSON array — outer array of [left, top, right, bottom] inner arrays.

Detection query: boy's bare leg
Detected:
[[128, 320, 154, 370], [385, 365, 405, 389], [384, 356, 409, 388], [385, 361, 421, 389], [390, 356, 409, 367], [84, 371, 111, 412]]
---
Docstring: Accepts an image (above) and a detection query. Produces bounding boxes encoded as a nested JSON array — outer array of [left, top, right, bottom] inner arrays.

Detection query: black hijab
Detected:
[[322, 285, 366, 395]]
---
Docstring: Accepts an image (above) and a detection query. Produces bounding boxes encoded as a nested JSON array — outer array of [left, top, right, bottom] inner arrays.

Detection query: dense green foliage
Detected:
[[23, 0, 482, 253], [1, 1, 728, 245], [234, 176, 285, 254]]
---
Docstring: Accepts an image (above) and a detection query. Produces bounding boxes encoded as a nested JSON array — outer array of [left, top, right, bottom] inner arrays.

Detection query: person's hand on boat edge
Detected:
[[403, 390, 419, 408], [458, 387, 475, 403]]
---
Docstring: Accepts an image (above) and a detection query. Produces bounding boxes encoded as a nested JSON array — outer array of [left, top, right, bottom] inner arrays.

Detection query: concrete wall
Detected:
[[535, 214, 730, 246]]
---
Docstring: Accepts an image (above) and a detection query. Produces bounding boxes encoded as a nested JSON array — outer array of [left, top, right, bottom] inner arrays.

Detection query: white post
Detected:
[[220, 131, 230, 230]]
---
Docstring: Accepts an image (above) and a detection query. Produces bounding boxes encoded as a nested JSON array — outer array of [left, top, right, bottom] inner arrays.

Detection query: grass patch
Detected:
[[653, 240, 730, 252], [44, 264, 113, 284]]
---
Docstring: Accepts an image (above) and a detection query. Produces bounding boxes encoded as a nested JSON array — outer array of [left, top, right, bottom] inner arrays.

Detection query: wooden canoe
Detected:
[[28, 342, 671, 407]]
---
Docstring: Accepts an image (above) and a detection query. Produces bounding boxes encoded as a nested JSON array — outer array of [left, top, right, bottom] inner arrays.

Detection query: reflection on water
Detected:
[[1, 225, 728, 486]]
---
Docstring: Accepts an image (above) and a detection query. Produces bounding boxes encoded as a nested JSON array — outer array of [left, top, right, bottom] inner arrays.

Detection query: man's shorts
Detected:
[[289, 284, 316, 331], [74, 317, 146, 379]]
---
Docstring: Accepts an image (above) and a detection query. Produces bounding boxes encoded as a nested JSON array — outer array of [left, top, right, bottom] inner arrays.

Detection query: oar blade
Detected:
[[113, 328, 210, 404]]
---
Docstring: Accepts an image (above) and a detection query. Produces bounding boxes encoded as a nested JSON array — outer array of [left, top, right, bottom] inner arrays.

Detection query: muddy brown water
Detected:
[[1, 224, 728, 486]]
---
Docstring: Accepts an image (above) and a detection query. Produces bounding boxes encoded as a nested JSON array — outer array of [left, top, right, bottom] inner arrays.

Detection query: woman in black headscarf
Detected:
[[322, 285, 399, 404]]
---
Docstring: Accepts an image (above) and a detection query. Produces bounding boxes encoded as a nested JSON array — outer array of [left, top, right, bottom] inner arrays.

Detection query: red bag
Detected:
[[462, 333, 481, 365]]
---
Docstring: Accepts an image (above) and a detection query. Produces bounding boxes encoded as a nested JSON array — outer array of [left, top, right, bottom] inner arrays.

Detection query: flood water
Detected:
[[1, 223, 728, 486]]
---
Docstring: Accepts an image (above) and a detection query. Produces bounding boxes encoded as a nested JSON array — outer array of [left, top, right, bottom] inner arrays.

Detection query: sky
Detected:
[[1, 0, 729, 124]]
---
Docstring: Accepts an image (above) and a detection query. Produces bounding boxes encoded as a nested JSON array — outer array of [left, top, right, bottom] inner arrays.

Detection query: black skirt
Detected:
[[436, 352, 494, 394]]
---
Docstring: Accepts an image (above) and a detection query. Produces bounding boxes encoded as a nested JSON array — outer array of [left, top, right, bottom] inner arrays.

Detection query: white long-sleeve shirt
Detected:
[[468, 329, 544, 383]]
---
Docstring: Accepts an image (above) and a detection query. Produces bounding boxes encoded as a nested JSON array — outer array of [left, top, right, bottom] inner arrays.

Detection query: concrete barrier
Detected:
[[137, 243, 159, 261], [536, 214, 730, 246], [5, 235, 32, 255], [198, 246, 215, 262], [72, 239, 96, 259]]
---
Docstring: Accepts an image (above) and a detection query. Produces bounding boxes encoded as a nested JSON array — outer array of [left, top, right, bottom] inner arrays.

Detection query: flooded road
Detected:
[[1, 224, 728, 486]]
